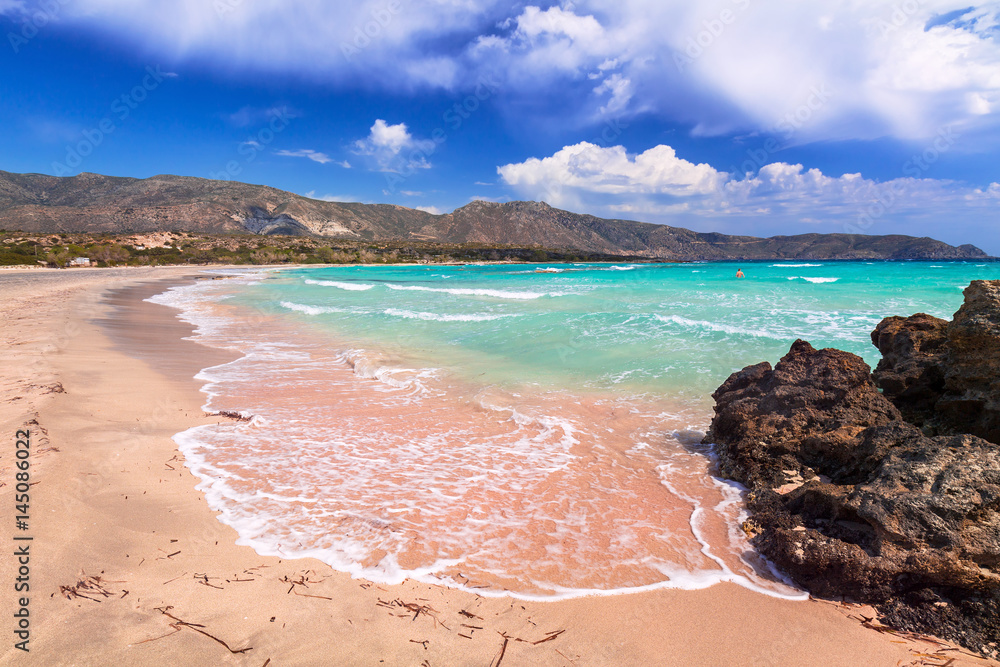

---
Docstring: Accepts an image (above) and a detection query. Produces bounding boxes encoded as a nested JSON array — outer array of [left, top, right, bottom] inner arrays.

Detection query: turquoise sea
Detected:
[[153, 260, 999, 600], [233, 260, 998, 402]]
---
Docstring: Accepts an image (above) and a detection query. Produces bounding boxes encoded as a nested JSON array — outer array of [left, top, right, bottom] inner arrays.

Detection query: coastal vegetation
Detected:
[[0, 231, 649, 268]]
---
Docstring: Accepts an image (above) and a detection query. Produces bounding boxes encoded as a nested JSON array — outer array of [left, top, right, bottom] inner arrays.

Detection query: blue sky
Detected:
[[1, 1, 999, 253]]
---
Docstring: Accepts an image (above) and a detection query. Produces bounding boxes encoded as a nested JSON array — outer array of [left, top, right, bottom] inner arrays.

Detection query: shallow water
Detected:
[[150, 260, 998, 600]]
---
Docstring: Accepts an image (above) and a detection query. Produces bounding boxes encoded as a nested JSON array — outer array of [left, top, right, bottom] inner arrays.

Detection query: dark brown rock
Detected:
[[873, 280, 1000, 444], [940, 281, 1000, 444], [750, 427, 1000, 653], [705, 339, 901, 490], [870, 313, 948, 426], [704, 282, 1000, 655]]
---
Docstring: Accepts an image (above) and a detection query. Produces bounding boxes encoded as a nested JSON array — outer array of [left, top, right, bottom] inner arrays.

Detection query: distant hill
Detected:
[[0, 170, 988, 260]]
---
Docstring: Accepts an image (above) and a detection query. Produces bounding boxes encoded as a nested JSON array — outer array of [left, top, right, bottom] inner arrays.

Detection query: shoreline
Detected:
[[0, 267, 994, 665], [0, 257, 1000, 275], [2, 256, 996, 277], [148, 270, 770, 600]]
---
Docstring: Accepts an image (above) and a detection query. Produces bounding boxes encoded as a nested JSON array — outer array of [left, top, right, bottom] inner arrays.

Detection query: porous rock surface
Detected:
[[704, 281, 1000, 656], [873, 280, 1000, 444]]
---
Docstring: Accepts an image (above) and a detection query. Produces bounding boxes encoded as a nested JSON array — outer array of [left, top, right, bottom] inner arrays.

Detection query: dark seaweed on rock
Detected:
[[704, 280, 1000, 657]]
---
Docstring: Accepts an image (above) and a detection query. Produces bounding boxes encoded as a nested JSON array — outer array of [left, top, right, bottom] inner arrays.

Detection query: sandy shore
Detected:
[[0, 267, 995, 666]]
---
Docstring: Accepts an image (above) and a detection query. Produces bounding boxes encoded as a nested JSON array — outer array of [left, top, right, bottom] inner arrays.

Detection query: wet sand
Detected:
[[167, 283, 788, 598], [0, 266, 994, 666], [97, 279, 242, 394]]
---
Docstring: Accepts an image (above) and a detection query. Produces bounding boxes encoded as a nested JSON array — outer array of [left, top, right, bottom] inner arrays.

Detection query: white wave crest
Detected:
[[654, 314, 778, 339], [304, 279, 375, 290], [384, 284, 557, 299], [384, 308, 516, 322], [786, 277, 839, 283], [280, 301, 344, 315]]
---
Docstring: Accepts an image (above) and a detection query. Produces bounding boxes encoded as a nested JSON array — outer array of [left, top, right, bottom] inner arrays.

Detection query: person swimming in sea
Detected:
[[736, 268, 745, 278]]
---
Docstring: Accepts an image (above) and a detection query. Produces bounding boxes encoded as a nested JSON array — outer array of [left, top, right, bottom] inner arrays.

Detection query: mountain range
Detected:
[[0, 170, 989, 260]]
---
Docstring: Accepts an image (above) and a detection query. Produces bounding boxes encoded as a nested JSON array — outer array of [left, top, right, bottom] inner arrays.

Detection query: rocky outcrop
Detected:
[[873, 281, 1000, 443], [241, 207, 312, 236], [939, 281, 1000, 444], [707, 340, 901, 490], [870, 313, 949, 425], [705, 281, 1000, 656]]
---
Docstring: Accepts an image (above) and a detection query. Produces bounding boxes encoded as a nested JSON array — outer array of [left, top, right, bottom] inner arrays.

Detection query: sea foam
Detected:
[[384, 284, 560, 299], [383, 308, 517, 322], [280, 301, 346, 315], [654, 314, 780, 339], [304, 279, 376, 290], [787, 276, 839, 283]]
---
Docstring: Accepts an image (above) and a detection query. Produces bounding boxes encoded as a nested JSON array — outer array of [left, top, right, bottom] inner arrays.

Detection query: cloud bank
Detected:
[[4, 0, 999, 144], [498, 141, 1000, 244]]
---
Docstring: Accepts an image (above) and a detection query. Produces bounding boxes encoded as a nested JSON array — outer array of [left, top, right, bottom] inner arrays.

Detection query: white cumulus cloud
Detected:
[[353, 119, 436, 172], [498, 141, 1000, 248], [498, 142, 727, 202]]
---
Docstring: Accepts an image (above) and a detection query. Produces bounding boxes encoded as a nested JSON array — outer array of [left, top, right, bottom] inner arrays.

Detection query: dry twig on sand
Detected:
[[376, 598, 452, 630], [152, 606, 253, 655], [489, 627, 567, 666], [491, 633, 510, 667], [281, 571, 333, 599], [58, 575, 121, 602]]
